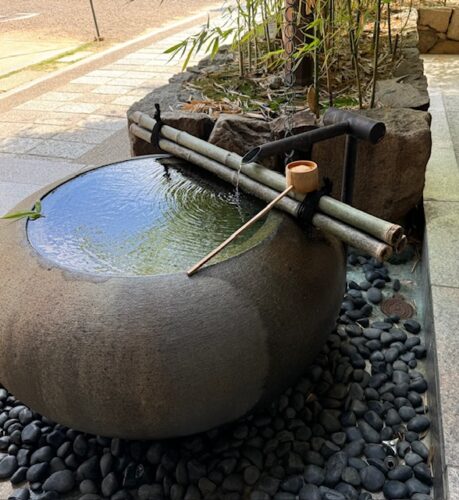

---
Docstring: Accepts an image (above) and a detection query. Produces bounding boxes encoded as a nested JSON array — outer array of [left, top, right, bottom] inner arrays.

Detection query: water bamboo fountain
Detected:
[[0, 108, 406, 439]]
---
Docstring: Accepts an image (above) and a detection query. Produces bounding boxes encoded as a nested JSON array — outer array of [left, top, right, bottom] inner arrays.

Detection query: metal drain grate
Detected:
[[381, 294, 414, 319]]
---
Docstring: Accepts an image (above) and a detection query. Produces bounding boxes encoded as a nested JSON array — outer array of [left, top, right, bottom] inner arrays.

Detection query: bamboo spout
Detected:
[[129, 119, 398, 263], [129, 112, 404, 247]]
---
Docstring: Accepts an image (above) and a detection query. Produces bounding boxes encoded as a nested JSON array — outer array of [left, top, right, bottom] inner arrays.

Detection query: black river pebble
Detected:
[[0, 253, 432, 500]]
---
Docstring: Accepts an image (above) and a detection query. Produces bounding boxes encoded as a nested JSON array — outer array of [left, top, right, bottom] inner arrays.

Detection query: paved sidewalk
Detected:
[[421, 54, 459, 499], [0, 14, 218, 216]]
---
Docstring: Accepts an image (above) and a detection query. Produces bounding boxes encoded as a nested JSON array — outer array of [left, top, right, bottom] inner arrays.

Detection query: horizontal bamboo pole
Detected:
[[130, 111, 403, 246], [312, 214, 392, 261], [130, 123, 393, 261], [130, 124, 298, 215], [318, 197, 403, 246]]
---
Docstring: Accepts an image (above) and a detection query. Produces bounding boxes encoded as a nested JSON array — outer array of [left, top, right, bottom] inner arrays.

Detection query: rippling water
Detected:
[[27, 157, 278, 276]]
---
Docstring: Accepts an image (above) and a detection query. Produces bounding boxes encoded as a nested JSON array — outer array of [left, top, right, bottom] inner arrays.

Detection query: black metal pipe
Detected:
[[242, 108, 386, 165], [341, 135, 358, 204], [323, 108, 385, 144], [242, 122, 349, 164]]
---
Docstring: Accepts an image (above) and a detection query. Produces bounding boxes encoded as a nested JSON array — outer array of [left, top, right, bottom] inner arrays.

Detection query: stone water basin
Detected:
[[0, 156, 345, 439]]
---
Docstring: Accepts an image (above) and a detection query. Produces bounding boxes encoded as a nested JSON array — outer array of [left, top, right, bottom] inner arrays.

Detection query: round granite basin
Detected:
[[0, 156, 346, 439]]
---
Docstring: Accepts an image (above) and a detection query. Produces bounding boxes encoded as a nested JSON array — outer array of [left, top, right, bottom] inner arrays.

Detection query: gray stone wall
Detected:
[[417, 7, 459, 53]]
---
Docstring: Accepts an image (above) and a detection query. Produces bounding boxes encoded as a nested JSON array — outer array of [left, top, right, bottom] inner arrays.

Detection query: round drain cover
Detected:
[[381, 294, 414, 319]]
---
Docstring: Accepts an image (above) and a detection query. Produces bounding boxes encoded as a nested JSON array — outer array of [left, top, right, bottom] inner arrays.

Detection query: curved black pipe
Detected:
[[242, 108, 386, 165], [323, 108, 386, 144], [242, 122, 349, 164]]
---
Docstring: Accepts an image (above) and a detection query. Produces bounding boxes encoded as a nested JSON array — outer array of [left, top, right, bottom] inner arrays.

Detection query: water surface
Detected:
[[27, 157, 278, 276]]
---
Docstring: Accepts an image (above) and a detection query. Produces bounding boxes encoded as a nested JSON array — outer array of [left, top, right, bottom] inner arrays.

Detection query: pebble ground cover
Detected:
[[0, 251, 432, 500]]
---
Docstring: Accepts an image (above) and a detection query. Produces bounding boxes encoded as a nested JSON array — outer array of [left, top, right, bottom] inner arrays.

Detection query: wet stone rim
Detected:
[[0, 252, 431, 500]]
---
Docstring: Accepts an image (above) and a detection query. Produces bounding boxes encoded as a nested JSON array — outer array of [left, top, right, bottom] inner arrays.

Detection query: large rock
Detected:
[[418, 8, 452, 32], [393, 53, 425, 78], [311, 108, 432, 222], [270, 110, 317, 140], [208, 114, 274, 167], [447, 9, 459, 40], [430, 39, 459, 53], [417, 28, 438, 53], [375, 78, 429, 111]]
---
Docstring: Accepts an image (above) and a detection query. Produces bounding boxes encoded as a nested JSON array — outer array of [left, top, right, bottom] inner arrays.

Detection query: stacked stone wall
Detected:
[[417, 7, 459, 53]]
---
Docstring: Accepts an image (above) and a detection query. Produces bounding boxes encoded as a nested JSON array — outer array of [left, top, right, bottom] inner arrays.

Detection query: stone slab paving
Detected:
[[422, 54, 459, 500], [0, 20, 217, 217]]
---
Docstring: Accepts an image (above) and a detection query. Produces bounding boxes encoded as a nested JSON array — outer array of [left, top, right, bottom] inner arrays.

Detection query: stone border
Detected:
[[417, 7, 459, 53], [421, 88, 459, 499]]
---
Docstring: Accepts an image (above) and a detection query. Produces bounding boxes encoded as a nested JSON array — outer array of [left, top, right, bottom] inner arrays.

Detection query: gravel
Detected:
[[0, 252, 432, 499]]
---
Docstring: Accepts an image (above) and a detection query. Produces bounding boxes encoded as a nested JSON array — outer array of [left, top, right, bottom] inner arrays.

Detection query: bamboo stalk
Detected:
[[130, 124, 394, 262], [387, 2, 393, 54], [313, 0, 320, 116], [128, 125, 300, 215], [187, 186, 294, 276], [130, 115, 404, 246], [346, 0, 362, 108], [312, 213, 392, 261], [318, 196, 403, 246], [236, 1, 245, 77], [252, 0, 259, 69], [261, 0, 272, 67], [370, 0, 381, 108]]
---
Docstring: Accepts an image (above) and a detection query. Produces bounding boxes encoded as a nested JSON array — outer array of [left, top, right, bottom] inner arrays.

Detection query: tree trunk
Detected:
[[283, 0, 314, 87]]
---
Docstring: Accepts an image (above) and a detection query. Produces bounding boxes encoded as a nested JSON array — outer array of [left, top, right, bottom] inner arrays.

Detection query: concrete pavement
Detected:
[[0, 8, 222, 217], [421, 54, 459, 499]]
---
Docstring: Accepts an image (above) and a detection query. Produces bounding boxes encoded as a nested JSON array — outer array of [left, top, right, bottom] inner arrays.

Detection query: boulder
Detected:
[[375, 78, 430, 111], [393, 54, 425, 79], [430, 39, 459, 53], [447, 9, 459, 41], [417, 8, 452, 33], [208, 114, 274, 168], [311, 108, 432, 222], [417, 28, 438, 53], [270, 110, 317, 140]]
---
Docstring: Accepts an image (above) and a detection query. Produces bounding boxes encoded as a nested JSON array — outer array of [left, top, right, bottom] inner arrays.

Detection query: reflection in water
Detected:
[[27, 157, 277, 276]]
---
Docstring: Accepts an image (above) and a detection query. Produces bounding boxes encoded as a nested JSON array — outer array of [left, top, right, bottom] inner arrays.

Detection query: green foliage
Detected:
[[165, 0, 402, 110], [1, 200, 44, 221]]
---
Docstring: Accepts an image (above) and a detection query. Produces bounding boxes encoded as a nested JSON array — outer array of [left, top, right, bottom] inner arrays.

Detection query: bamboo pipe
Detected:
[[130, 124, 393, 262], [130, 112, 403, 246], [312, 214, 392, 261], [318, 197, 403, 245], [130, 124, 298, 215], [188, 161, 319, 276]]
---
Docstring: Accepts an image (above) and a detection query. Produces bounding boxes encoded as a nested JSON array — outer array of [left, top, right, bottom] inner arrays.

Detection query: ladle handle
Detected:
[[187, 185, 294, 277]]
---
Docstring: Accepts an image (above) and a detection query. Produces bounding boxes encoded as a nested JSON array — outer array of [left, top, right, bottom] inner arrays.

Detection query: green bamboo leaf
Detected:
[[1, 199, 43, 221], [1, 211, 37, 220], [210, 37, 220, 59], [163, 41, 186, 54]]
